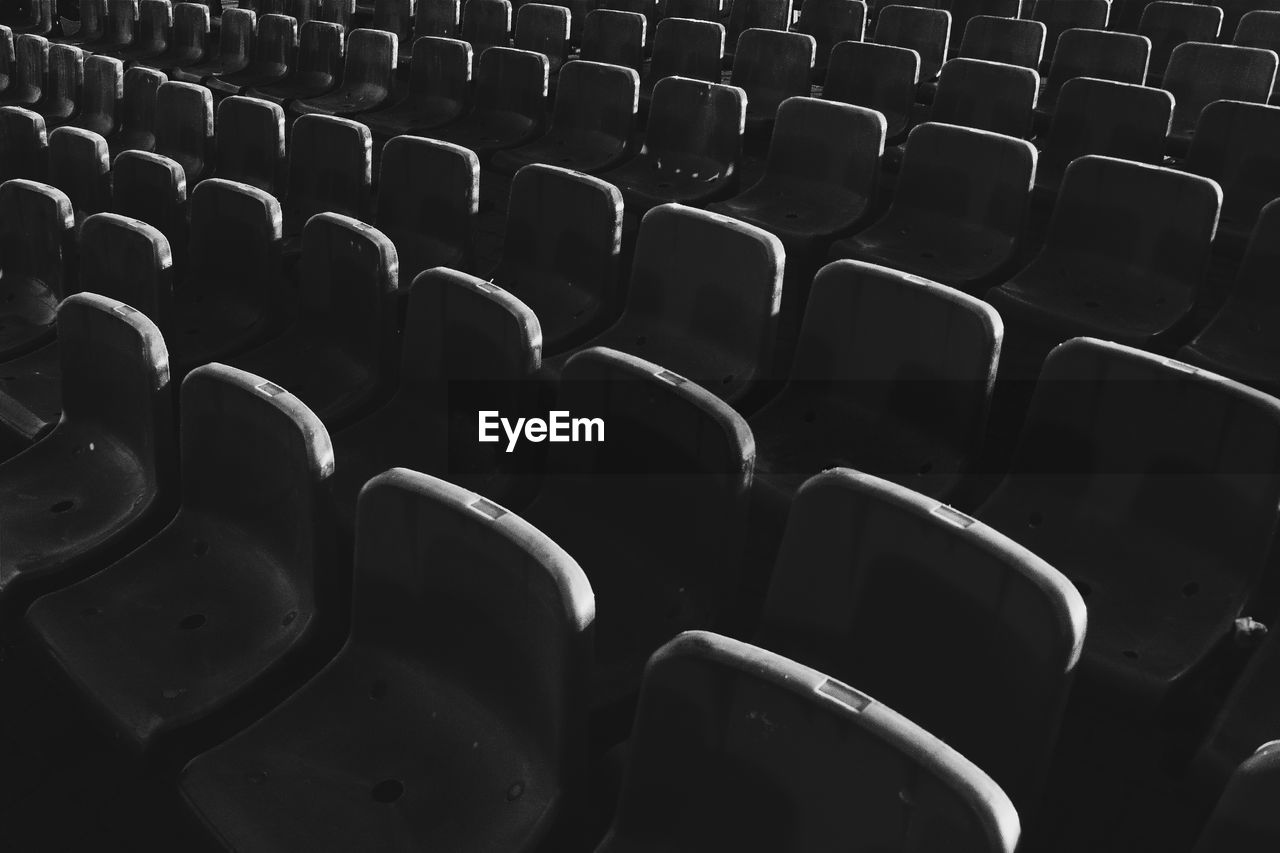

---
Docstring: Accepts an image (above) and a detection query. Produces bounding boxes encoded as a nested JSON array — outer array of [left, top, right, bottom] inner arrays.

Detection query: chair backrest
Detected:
[[78, 212, 172, 333], [293, 19, 345, 78], [43, 43, 84, 119], [581, 8, 645, 71], [48, 126, 110, 222], [0, 178, 74, 302], [648, 16, 724, 85], [374, 135, 478, 279], [726, 0, 793, 49], [135, 0, 171, 51], [1186, 99, 1280, 237], [960, 14, 1045, 69], [1042, 28, 1150, 109], [285, 113, 372, 226], [117, 65, 165, 141], [1194, 742, 1280, 851], [153, 80, 213, 181], [514, 3, 571, 70], [550, 59, 637, 139], [253, 13, 299, 69], [1030, 0, 1110, 66], [0, 106, 47, 182], [794, 0, 867, 75], [1165, 41, 1278, 136], [1139, 0, 1224, 77], [217, 7, 256, 67], [186, 177, 285, 314], [76, 54, 122, 138], [404, 35, 472, 107], [13, 34, 50, 101], [170, 2, 211, 59], [823, 40, 919, 133], [471, 46, 548, 120], [110, 149, 188, 266], [729, 28, 816, 115], [874, 4, 950, 79], [461, 0, 512, 49], [1235, 9, 1280, 51], [343, 27, 397, 88], [764, 96, 884, 194], [416, 0, 461, 37], [371, 0, 414, 43], [644, 75, 745, 166], [215, 95, 286, 195], [931, 56, 1039, 137]]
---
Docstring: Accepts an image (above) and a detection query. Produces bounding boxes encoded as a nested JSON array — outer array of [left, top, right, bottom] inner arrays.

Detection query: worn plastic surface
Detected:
[[514, 2, 570, 75], [1039, 28, 1150, 116], [37, 43, 82, 129], [206, 13, 297, 97], [213, 95, 286, 195], [461, 0, 511, 58], [730, 28, 815, 134], [1030, 0, 1111, 69], [429, 45, 547, 164], [359, 35, 471, 138], [415, 0, 461, 37], [1139, 1, 1223, 83], [823, 40, 918, 142], [0, 33, 48, 107], [48, 125, 110, 228], [106, 64, 165, 155], [794, 0, 866, 80], [283, 113, 372, 237], [0, 104, 46, 180], [1185, 99, 1280, 253], [293, 28, 397, 117], [110, 149, 188, 276], [109, 0, 171, 66], [168, 6, 253, 84], [931, 56, 1039, 138], [143, 1, 209, 73], [375, 135, 477, 278], [71, 54, 122, 139], [1193, 742, 1280, 851], [640, 16, 722, 106], [874, 3, 949, 81], [726, 0, 792, 59], [959, 14, 1044, 69], [153, 79, 212, 184], [581, 9, 644, 72], [1165, 41, 1277, 149], [1235, 8, 1280, 51], [0, 180, 73, 360], [246, 20, 343, 107]]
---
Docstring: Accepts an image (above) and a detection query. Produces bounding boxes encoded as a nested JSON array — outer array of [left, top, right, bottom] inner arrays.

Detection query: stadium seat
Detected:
[[729, 28, 815, 136], [793, 0, 865, 81], [461, 0, 511, 58], [0, 104, 46, 180], [94, 0, 141, 56], [230, 212, 397, 426], [415, 0, 461, 37], [874, 4, 949, 82], [327, 270, 542, 526], [144, 1, 209, 75], [1193, 742, 1280, 850], [664, 0, 720, 19], [1185, 99, 1280, 255], [245, 19, 344, 108], [359, 36, 471, 138], [36, 43, 82, 130], [292, 28, 397, 117], [1179, 199, 1280, 396], [1164, 41, 1278, 153], [581, 9, 645, 73], [547, 204, 782, 405], [514, 2, 571, 75], [371, 0, 414, 56], [489, 59, 637, 175], [75, 212, 173, 333], [830, 122, 1035, 295], [172, 178, 288, 374], [1037, 29, 1150, 120], [948, 0, 1023, 51], [5, 0, 53, 36], [374, 135, 477, 278], [109, 0, 170, 66], [757, 468, 1084, 817], [24, 361, 342, 755], [106, 64, 162, 154], [0, 34, 48, 107], [0, 26, 13, 97], [1139, 1, 1223, 84], [708, 98, 883, 272], [1235, 9, 1280, 52], [930, 56, 1039, 138], [1035, 77, 1172, 195], [749, 259, 1000, 501], [0, 180, 72, 362], [60, 0, 106, 48], [110, 149, 187, 272], [47, 125, 110, 229], [604, 0, 657, 44], [520, 350, 754, 707], [1030, 0, 1110, 70], [597, 75, 744, 213], [489, 163, 624, 352], [639, 16, 723, 110], [959, 14, 1045, 70], [282, 113, 372, 240], [823, 40, 918, 143], [153, 80, 212, 185], [213, 94, 286, 196], [725, 0, 792, 63], [168, 6, 253, 85], [179, 467, 594, 853], [0, 293, 176, 618], [71, 54, 122, 138], [975, 336, 1280, 715], [311, 0, 355, 31], [427, 46, 547, 165], [990, 156, 1219, 369], [205, 12, 297, 98], [594, 631, 1021, 853], [1218, 0, 1280, 42]]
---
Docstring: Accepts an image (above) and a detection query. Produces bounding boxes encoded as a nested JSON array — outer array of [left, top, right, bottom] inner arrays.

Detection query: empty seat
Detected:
[[1038, 29, 1150, 118], [144, 1, 209, 74], [514, 2, 570, 75], [0, 293, 176, 618], [205, 12, 297, 98], [581, 9, 645, 72], [110, 149, 188, 271], [758, 468, 1084, 816], [91, 0, 141, 55], [292, 28, 397, 117], [794, 0, 866, 81], [359, 36, 471, 138], [1185, 99, 1280, 253], [594, 631, 1021, 853], [71, 54, 122, 139], [0, 179, 73, 360], [0, 104, 47, 180], [709, 98, 883, 274], [213, 94, 286, 195], [180, 468, 594, 852], [283, 113, 372, 239], [1179, 199, 1280, 396], [0, 34, 48, 107], [1030, 0, 1110, 69], [640, 16, 723, 107], [725, 0, 792, 60], [959, 14, 1045, 70], [231, 213, 398, 427], [1235, 8, 1280, 51], [663, 0, 721, 20], [490, 59, 637, 175], [0, 26, 13, 96], [830, 122, 1035, 295], [6, 0, 54, 36], [327, 271, 542, 526], [60, 0, 107, 49], [989, 156, 1219, 368], [308, 0, 355, 31], [597, 75, 744, 213], [729, 28, 815, 135], [428, 46, 547, 165], [1193, 743, 1280, 851], [106, 64, 163, 154], [245, 19, 344, 107], [374, 135, 478, 279], [415, 0, 461, 37], [371, 0, 414, 55], [173, 178, 288, 373], [1035, 77, 1173, 194], [168, 6, 253, 85], [548, 204, 782, 405], [604, 0, 657, 44], [74, 212, 173, 335], [520, 351, 754, 706], [1218, 0, 1280, 42], [152, 80, 212, 184], [1139, 1, 1223, 83], [109, 0, 171, 66], [823, 40, 918, 142], [874, 4, 950, 82], [931, 56, 1039, 138], [47, 125, 110, 228], [489, 163, 624, 352], [976, 337, 1280, 716], [461, 0, 511, 57], [36, 43, 82, 130], [749, 259, 1000, 501], [25, 361, 342, 755], [1164, 41, 1278, 151]]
